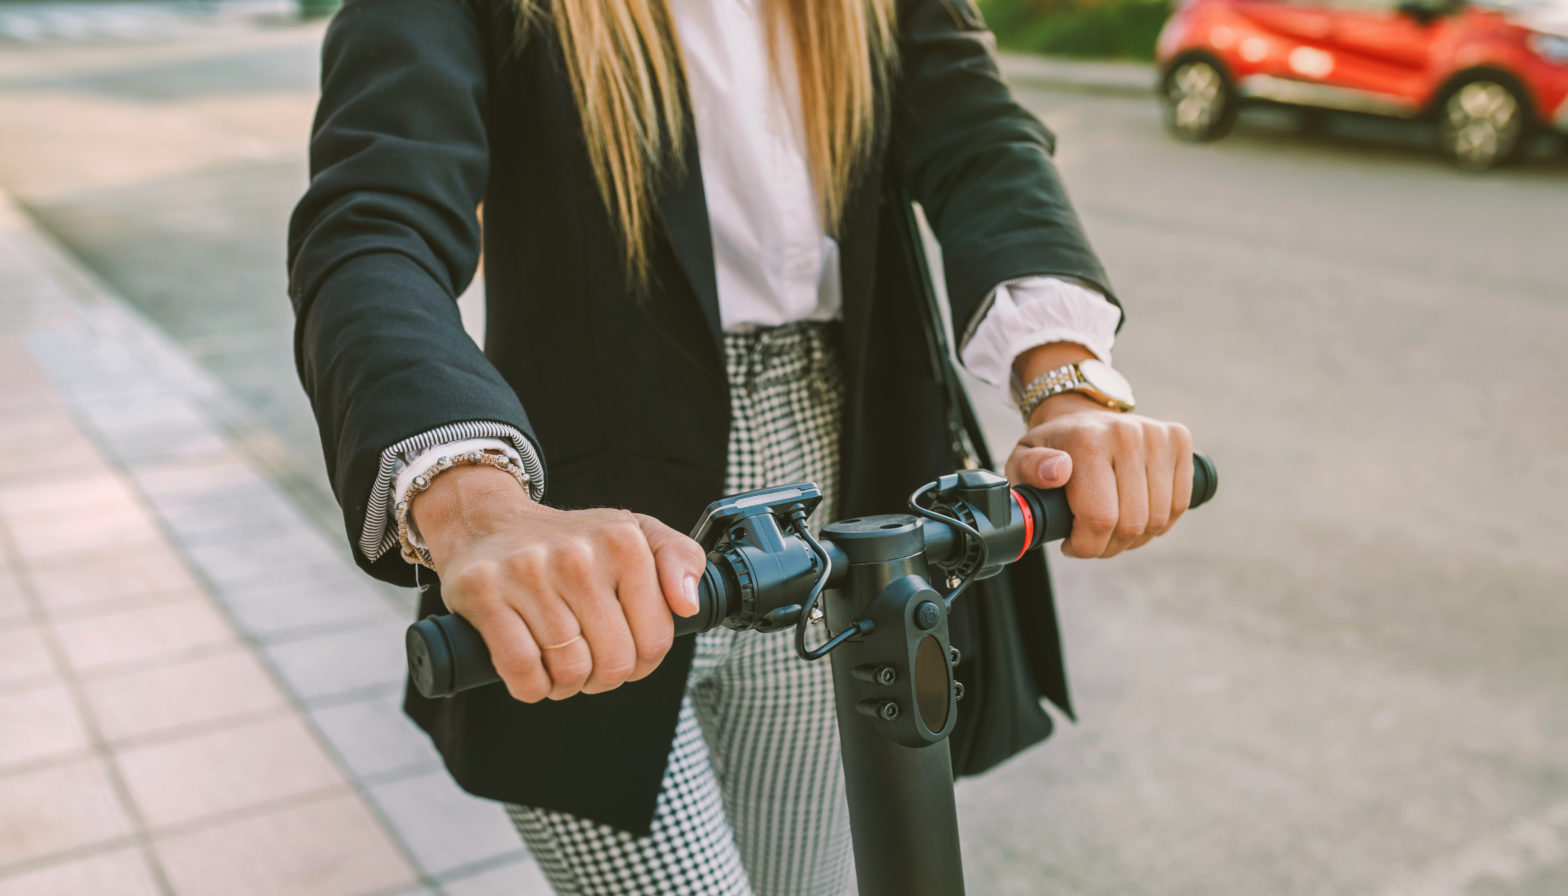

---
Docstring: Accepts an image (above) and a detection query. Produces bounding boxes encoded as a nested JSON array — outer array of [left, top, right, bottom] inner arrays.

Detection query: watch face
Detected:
[[1078, 360, 1135, 408]]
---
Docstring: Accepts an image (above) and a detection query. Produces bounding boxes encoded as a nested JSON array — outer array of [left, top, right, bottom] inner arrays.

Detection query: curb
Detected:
[[997, 52, 1158, 99]]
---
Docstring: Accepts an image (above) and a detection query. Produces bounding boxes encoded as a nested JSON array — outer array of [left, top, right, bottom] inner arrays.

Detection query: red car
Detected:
[[1156, 0, 1568, 168]]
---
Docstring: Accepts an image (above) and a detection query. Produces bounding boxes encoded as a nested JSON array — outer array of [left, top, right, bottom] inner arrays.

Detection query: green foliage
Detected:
[[981, 0, 1174, 60]]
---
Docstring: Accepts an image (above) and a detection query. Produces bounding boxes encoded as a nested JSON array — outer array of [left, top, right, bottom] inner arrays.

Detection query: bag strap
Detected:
[[895, 197, 994, 471]]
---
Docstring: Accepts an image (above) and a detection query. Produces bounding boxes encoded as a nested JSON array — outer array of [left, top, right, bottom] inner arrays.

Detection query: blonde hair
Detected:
[[516, 0, 897, 287]]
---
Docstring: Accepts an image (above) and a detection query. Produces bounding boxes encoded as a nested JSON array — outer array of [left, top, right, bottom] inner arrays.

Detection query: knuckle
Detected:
[[602, 514, 646, 556], [1115, 515, 1148, 540], [503, 546, 548, 583], [1060, 426, 1099, 454], [493, 650, 538, 681], [636, 630, 674, 664], [1076, 511, 1117, 535], [505, 679, 548, 703], [1112, 419, 1144, 450], [548, 653, 593, 683], [1143, 420, 1170, 448], [557, 539, 599, 580], [682, 539, 708, 569], [595, 654, 636, 684], [450, 563, 499, 598]]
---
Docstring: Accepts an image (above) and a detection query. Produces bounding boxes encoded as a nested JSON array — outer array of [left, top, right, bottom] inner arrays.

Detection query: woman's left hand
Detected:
[[1005, 392, 1194, 559]]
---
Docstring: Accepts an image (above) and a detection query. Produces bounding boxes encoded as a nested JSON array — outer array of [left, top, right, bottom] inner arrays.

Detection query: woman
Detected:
[[288, 0, 1194, 892]]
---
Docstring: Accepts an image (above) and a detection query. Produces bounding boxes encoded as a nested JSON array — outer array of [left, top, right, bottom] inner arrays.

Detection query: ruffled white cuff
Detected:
[[958, 276, 1122, 406]]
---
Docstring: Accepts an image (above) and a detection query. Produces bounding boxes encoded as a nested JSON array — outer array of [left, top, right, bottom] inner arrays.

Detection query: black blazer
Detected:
[[288, 0, 1118, 835]]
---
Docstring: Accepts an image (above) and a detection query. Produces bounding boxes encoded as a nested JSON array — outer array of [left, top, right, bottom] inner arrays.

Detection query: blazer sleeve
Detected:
[[286, 0, 541, 586], [891, 0, 1122, 340]]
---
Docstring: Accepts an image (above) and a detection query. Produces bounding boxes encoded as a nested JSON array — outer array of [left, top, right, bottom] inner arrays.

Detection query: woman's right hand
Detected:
[[412, 464, 706, 703]]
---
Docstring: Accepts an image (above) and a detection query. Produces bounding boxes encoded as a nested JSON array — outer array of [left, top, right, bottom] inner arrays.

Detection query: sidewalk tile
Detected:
[[131, 453, 272, 505], [153, 792, 416, 896], [8, 501, 162, 562], [367, 770, 522, 877], [217, 566, 400, 640], [441, 857, 554, 896], [0, 846, 161, 896], [0, 682, 90, 769], [0, 623, 56, 690], [0, 437, 110, 486], [0, 573, 25, 625], [82, 646, 288, 743], [108, 431, 234, 467], [183, 531, 344, 588], [0, 405, 81, 443], [0, 756, 134, 869], [51, 597, 234, 675], [309, 693, 440, 781], [114, 713, 343, 829], [0, 471, 142, 524], [155, 485, 311, 547], [0, 339, 51, 392], [262, 620, 408, 702], [23, 546, 202, 613], [70, 394, 219, 444]]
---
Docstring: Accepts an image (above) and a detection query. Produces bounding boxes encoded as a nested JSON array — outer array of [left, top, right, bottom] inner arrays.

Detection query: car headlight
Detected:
[[1530, 33, 1568, 64]]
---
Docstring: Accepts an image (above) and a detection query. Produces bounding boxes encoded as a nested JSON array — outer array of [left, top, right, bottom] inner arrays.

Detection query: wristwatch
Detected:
[[1014, 359, 1136, 421]]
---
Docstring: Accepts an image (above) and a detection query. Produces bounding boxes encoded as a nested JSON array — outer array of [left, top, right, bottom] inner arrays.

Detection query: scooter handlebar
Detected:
[[407, 454, 1217, 699]]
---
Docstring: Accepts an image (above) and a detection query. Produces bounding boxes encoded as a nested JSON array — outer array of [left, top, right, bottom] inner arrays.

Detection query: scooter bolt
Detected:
[[949, 647, 961, 665], [856, 700, 901, 722], [953, 681, 965, 701], [915, 601, 941, 630], [875, 665, 897, 686]]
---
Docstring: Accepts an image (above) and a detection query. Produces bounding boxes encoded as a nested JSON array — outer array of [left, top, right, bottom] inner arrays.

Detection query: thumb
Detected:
[[636, 514, 706, 617], [1007, 446, 1073, 489]]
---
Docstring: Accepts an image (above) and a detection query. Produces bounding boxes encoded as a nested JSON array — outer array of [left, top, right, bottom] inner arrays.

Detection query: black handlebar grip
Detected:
[[407, 614, 497, 698], [1019, 451, 1218, 550], [407, 560, 732, 699]]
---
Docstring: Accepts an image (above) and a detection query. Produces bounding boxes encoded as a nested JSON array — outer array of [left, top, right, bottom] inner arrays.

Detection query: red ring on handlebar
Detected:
[[1011, 489, 1033, 561]]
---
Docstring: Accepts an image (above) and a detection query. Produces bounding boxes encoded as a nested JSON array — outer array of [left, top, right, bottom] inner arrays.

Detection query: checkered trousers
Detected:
[[507, 322, 854, 896]]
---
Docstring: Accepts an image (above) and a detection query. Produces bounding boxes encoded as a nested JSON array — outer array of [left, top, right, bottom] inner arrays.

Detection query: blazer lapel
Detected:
[[652, 118, 724, 361]]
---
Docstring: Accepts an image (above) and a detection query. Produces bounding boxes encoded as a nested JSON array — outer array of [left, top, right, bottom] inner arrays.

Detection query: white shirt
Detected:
[[367, 3, 1122, 563]]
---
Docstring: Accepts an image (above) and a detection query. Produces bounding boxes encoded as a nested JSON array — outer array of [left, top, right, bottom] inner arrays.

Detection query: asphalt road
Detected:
[[1, 18, 1565, 895]]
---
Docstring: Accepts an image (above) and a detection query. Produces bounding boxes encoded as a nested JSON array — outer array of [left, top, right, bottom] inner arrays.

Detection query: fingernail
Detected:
[[682, 574, 699, 612], [1039, 455, 1066, 480]]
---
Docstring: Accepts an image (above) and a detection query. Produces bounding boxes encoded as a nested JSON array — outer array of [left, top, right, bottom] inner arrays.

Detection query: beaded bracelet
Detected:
[[394, 450, 532, 569]]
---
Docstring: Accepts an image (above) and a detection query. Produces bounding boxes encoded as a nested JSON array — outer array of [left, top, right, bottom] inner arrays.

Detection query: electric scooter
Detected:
[[407, 456, 1218, 895]]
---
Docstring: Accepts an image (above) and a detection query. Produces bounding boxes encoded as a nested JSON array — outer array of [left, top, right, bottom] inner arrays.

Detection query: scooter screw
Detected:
[[949, 647, 961, 665], [953, 681, 965, 701], [875, 665, 897, 686], [878, 701, 899, 721]]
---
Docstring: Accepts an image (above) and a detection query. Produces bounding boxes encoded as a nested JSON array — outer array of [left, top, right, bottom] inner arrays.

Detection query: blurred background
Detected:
[[0, 0, 1563, 894]]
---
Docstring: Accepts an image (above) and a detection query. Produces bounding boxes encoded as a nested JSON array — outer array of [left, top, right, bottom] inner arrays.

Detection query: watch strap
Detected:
[[1015, 364, 1085, 422]]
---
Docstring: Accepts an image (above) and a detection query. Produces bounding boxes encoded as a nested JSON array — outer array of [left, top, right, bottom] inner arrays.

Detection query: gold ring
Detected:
[[540, 634, 585, 651]]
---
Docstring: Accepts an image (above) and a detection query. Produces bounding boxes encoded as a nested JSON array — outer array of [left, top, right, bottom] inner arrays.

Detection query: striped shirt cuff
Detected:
[[359, 421, 545, 564]]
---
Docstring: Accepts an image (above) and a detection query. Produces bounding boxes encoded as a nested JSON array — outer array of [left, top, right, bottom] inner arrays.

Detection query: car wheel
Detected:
[[1438, 79, 1528, 171], [1162, 58, 1237, 142]]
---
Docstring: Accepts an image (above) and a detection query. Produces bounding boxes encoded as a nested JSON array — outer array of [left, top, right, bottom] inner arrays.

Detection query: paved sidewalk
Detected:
[[0, 191, 550, 894]]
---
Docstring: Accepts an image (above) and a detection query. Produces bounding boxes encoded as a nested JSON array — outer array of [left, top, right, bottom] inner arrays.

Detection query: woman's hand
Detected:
[[412, 465, 706, 703], [1005, 344, 1194, 559]]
